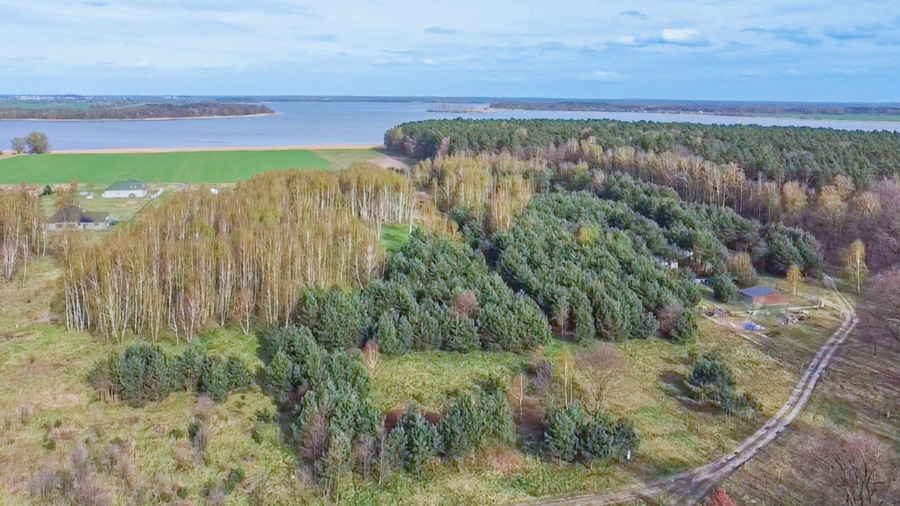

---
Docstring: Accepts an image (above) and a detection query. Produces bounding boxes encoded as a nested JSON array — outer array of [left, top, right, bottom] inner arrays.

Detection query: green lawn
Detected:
[[380, 224, 412, 252], [0, 149, 388, 185]]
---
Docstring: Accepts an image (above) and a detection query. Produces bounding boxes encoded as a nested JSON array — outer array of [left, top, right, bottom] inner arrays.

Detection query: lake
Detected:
[[1, 101, 899, 151]]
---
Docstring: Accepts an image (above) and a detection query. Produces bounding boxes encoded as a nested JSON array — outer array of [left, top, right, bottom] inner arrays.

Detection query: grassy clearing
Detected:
[[311, 148, 387, 168], [379, 224, 412, 253], [0, 262, 306, 505], [0, 148, 402, 186], [364, 310, 829, 501]]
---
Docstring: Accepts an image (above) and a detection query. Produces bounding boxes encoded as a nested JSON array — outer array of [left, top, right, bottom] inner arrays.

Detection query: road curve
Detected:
[[526, 278, 857, 506]]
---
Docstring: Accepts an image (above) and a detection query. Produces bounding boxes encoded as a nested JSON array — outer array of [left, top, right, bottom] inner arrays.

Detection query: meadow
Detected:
[[0, 148, 392, 185]]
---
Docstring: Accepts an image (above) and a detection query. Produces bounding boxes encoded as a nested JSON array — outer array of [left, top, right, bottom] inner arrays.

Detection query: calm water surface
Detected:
[[1, 101, 898, 151]]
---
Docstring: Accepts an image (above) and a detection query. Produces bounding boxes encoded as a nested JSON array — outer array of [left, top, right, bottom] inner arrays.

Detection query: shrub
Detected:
[[728, 252, 757, 287], [394, 406, 437, 474], [543, 404, 639, 465], [685, 353, 756, 416], [709, 274, 739, 303], [437, 394, 479, 459], [671, 309, 698, 343], [544, 405, 581, 462], [89, 345, 250, 406], [89, 345, 174, 406]]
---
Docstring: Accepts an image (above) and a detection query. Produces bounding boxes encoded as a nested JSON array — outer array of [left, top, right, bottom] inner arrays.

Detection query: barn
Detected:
[[101, 179, 148, 199], [738, 286, 790, 307]]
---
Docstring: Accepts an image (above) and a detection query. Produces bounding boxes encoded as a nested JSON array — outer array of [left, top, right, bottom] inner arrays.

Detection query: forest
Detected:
[[1, 117, 899, 505], [385, 119, 900, 188], [489, 100, 900, 118], [0, 102, 273, 120]]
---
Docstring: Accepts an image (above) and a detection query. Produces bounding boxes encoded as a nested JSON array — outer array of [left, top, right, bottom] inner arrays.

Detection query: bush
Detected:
[[543, 404, 639, 465], [393, 406, 437, 474], [437, 394, 479, 459], [685, 353, 756, 416], [89, 345, 174, 406], [709, 274, 739, 303], [89, 345, 250, 406], [671, 309, 698, 343], [544, 405, 581, 462]]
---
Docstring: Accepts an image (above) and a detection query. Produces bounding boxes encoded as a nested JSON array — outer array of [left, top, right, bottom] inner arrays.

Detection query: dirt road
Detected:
[[528, 278, 858, 505]]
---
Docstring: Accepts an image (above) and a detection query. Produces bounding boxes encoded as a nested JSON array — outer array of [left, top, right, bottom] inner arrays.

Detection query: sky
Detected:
[[1, 0, 898, 101]]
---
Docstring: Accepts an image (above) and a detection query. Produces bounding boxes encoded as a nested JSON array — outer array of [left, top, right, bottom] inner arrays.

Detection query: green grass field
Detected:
[[0, 148, 390, 185]]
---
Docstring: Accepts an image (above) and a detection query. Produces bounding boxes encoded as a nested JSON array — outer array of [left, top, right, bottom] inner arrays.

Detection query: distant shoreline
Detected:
[[49, 144, 383, 154], [0, 112, 279, 123]]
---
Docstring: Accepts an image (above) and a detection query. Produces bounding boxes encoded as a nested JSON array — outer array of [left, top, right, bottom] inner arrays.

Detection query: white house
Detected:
[[101, 179, 148, 199], [47, 206, 111, 231]]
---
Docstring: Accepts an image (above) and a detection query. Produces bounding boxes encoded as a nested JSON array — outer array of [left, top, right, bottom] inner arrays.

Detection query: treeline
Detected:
[[0, 102, 273, 120], [60, 166, 414, 342], [0, 185, 47, 281], [385, 119, 900, 188], [490, 100, 900, 118]]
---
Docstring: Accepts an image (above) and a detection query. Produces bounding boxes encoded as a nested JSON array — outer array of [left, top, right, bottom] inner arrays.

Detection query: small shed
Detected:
[[102, 179, 148, 199], [47, 206, 111, 231], [738, 286, 790, 307]]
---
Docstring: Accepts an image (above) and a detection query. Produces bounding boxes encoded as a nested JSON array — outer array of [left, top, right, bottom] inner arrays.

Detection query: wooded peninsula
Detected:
[[0, 101, 273, 120]]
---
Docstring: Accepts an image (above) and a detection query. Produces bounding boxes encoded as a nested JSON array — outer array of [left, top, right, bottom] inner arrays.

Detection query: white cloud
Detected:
[[610, 28, 710, 47], [660, 28, 706, 45], [581, 70, 623, 81]]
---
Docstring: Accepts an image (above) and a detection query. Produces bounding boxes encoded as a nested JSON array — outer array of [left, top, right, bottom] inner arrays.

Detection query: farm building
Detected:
[[101, 179, 148, 198], [47, 206, 110, 231], [739, 286, 790, 307]]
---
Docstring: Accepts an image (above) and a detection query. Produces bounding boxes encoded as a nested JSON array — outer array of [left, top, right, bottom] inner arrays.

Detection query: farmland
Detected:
[[0, 148, 396, 185]]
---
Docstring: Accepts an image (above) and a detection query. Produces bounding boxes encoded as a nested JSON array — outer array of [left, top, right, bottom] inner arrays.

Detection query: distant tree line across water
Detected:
[[0, 102, 273, 120], [490, 100, 900, 118]]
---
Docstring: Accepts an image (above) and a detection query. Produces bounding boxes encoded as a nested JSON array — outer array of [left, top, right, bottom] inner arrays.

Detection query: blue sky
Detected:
[[2, 0, 898, 101]]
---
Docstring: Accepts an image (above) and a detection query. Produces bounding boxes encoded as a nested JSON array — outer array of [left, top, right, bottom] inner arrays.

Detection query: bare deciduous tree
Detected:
[[813, 432, 899, 506], [859, 267, 900, 354], [573, 343, 628, 412], [450, 290, 479, 319]]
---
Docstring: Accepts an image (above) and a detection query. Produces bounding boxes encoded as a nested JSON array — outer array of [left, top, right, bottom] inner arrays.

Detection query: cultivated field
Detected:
[[0, 148, 399, 185]]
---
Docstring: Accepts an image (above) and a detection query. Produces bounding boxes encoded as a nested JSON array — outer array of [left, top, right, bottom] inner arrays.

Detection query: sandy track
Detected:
[[50, 144, 383, 154], [525, 276, 857, 506]]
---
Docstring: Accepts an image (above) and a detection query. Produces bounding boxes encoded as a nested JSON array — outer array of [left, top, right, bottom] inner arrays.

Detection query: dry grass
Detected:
[[722, 303, 900, 505], [0, 261, 849, 505], [0, 262, 313, 505]]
